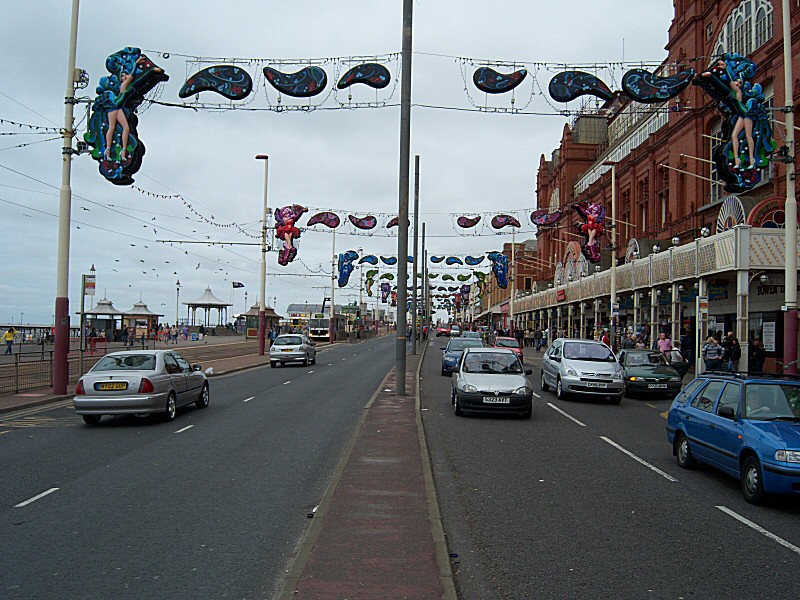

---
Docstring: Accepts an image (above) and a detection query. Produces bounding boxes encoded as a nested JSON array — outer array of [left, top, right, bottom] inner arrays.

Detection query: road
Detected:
[[0, 335, 395, 599], [421, 344, 800, 599]]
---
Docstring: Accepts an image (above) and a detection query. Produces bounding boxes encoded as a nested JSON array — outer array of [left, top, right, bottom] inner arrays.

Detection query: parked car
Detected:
[[461, 331, 483, 340], [450, 325, 462, 337], [541, 338, 624, 403], [451, 348, 533, 418], [73, 350, 209, 424], [270, 334, 316, 367], [441, 337, 484, 375], [667, 373, 800, 505], [436, 324, 451, 337], [493, 336, 523, 360], [618, 349, 683, 398]]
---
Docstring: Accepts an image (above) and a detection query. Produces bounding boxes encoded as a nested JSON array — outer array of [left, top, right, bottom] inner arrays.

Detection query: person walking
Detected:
[[122, 325, 129, 346], [533, 327, 542, 352], [729, 337, 742, 371], [3, 327, 16, 354], [657, 332, 673, 355], [702, 336, 724, 371], [601, 329, 610, 347], [749, 339, 766, 373]]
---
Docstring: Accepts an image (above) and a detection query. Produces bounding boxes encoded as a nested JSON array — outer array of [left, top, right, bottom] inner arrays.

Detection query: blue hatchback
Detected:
[[666, 373, 800, 505]]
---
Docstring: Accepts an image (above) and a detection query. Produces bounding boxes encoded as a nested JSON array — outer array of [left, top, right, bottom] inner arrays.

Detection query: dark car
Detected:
[[441, 337, 484, 375], [667, 373, 800, 505], [618, 350, 683, 398]]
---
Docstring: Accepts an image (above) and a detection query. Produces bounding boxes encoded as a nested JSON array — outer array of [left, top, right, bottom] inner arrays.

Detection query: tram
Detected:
[[308, 315, 347, 341]]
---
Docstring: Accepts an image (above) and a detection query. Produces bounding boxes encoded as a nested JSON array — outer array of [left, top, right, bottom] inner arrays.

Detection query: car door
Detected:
[[163, 353, 188, 403], [173, 352, 202, 398], [706, 382, 743, 474], [544, 341, 560, 385], [685, 380, 725, 463]]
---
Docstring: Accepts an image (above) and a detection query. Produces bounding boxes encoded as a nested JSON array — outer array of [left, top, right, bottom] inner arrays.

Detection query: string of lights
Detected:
[[0, 117, 64, 134]]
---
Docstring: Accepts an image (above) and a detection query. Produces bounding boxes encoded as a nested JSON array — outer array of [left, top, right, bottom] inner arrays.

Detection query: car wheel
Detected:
[[270, 361, 276, 368], [311, 356, 316, 365], [82, 414, 101, 425], [442, 369, 448, 376], [450, 386, 456, 405], [675, 433, 696, 469], [608, 395, 622, 405], [556, 377, 566, 400], [521, 404, 532, 419], [163, 392, 177, 422], [540, 370, 549, 392], [195, 383, 209, 409], [454, 395, 464, 416], [741, 456, 767, 505]]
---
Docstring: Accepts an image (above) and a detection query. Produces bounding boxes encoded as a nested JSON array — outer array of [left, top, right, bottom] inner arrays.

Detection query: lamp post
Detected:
[[175, 279, 181, 326], [412, 154, 420, 355], [603, 161, 618, 351], [255, 154, 269, 355]]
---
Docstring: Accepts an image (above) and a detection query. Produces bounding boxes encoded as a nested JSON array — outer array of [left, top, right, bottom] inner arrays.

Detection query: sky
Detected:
[[0, 0, 674, 325]]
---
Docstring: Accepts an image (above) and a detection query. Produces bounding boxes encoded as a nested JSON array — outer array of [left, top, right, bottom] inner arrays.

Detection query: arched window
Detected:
[[713, 0, 773, 56]]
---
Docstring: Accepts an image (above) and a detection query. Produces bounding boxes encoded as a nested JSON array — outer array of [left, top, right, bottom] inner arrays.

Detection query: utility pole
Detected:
[[53, 0, 81, 394], [395, 0, 413, 395], [255, 154, 269, 355], [422, 223, 427, 334], [330, 228, 336, 343], [412, 155, 420, 355], [604, 161, 618, 352], [510, 228, 516, 334]]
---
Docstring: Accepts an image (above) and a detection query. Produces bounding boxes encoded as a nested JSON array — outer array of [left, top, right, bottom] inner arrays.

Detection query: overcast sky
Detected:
[[0, 0, 674, 325]]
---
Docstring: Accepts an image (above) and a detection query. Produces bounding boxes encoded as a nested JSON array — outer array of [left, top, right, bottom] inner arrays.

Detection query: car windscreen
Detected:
[[744, 383, 800, 420], [626, 352, 667, 366], [274, 336, 303, 346], [495, 339, 518, 348], [92, 354, 156, 371], [447, 339, 482, 352], [463, 353, 522, 374], [564, 342, 616, 361]]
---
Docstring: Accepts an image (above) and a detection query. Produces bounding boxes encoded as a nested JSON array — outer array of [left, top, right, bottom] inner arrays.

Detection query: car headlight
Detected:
[[670, 377, 682, 382], [614, 369, 624, 379], [513, 386, 529, 395], [444, 356, 456, 363], [776, 450, 800, 463], [628, 376, 639, 381], [565, 367, 577, 376], [462, 384, 477, 393]]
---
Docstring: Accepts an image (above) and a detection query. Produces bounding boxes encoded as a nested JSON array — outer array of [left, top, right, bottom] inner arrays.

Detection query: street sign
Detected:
[[85, 274, 96, 297]]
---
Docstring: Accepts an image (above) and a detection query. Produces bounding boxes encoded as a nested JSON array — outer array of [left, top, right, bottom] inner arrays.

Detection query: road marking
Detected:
[[716, 506, 800, 555], [14, 487, 59, 508], [328, 363, 333, 366], [547, 403, 586, 427], [283, 381, 291, 385], [532, 392, 541, 398], [174, 425, 194, 434], [342, 358, 346, 361], [600, 436, 677, 482], [308, 370, 314, 374], [645, 403, 656, 408], [0, 430, 10, 436], [243, 396, 254, 403]]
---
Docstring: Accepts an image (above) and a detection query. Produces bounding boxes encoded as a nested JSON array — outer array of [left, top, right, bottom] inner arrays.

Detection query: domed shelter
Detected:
[[123, 300, 164, 338], [183, 287, 232, 326]]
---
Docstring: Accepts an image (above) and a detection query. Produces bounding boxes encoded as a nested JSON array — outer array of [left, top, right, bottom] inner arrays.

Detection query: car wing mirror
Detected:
[[718, 406, 736, 420], [525, 368, 533, 375], [192, 364, 202, 372], [441, 346, 447, 351]]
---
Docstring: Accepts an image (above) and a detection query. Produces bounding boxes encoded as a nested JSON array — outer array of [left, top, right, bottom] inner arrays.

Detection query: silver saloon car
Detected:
[[451, 348, 534, 418], [73, 350, 209, 424], [270, 334, 316, 367], [540, 338, 624, 403]]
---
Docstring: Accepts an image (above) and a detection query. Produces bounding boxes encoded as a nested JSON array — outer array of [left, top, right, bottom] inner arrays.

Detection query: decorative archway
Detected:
[[716, 195, 746, 232]]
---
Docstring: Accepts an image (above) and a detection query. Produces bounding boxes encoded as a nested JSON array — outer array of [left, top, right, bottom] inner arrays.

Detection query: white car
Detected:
[[541, 338, 624, 403], [451, 348, 533, 419], [270, 334, 316, 367]]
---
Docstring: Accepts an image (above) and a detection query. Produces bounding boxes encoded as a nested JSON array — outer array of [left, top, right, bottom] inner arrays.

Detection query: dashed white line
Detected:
[[716, 506, 800, 555], [532, 391, 541, 398], [547, 402, 586, 427], [243, 396, 254, 403], [283, 381, 291, 385], [328, 363, 333, 366], [174, 425, 194, 434], [308, 370, 314, 373], [600, 436, 677, 482], [14, 487, 59, 508]]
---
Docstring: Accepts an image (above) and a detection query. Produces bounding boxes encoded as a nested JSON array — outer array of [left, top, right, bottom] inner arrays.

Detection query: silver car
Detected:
[[451, 348, 534, 418], [540, 338, 624, 403], [270, 334, 316, 367], [73, 350, 209, 425]]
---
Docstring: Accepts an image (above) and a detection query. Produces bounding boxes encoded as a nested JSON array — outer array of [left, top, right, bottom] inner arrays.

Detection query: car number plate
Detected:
[[96, 382, 128, 391], [483, 396, 510, 404], [281, 349, 293, 352], [647, 383, 668, 389], [586, 382, 607, 388]]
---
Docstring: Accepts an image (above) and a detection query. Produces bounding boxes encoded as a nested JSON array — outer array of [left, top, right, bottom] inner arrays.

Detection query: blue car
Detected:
[[666, 373, 800, 504], [441, 337, 484, 376]]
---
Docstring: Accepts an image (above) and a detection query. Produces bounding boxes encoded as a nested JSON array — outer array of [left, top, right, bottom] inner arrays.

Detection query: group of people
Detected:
[[701, 332, 766, 373]]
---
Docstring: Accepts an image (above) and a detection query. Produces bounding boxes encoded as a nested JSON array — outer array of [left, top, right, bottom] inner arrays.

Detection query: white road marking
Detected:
[[308, 370, 314, 374], [547, 403, 586, 427], [716, 506, 800, 555], [283, 381, 291, 385], [532, 392, 541, 398], [14, 487, 59, 508], [328, 363, 333, 366], [600, 436, 677, 482], [243, 396, 254, 403], [174, 425, 194, 434]]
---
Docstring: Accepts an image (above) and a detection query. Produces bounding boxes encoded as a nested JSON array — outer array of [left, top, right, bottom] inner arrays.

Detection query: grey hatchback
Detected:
[[270, 334, 316, 367]]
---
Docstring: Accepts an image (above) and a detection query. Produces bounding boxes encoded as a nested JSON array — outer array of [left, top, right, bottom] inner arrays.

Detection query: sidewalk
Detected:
[[281, 343, 455, 599]]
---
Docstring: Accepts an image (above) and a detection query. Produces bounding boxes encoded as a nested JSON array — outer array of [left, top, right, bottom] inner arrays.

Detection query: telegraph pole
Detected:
[[255, 154, 269, 355], [412, 155, 420, 355]]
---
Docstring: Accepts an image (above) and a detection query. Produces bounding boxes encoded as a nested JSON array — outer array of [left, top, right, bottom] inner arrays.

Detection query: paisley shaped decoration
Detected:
[[530, 209, 565, 227], [548, 71, 613, 103], [473, 67, 528, 94], [407, 256, 414, 263], [337, 63, 391, 90], [348, 214, 378, 230], [379, 273, 395, 280], [179, 65, 252, 100], [437, 286, 447, 291], [445, 257, 464, 266], [365, 277, 375, 297], [448, 286, 459, 292], [621, 68, 694, 104], [491, 214, 521, 229], [380, 256, 398, 265], [365, 269, 379, 279], [307, 211, 341, 228], [487, 251, 509, 289], [263, 66, 327, 98], [473, 271, 487, 282], [442, 274, 455, 281], [428, 273, 439, 279], [337, 250, 359, 287], [430, 255, 445, 263], [386, 216, 399, 228], [275, 204, 308, 266], [457, 274, 471, 282], [358, 254, 379, 265], [464, 255, 484, 266], [456, 215, 481, 229], [84, 47, 169, 185]]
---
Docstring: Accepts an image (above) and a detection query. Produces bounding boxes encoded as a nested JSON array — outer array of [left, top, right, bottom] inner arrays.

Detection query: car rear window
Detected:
[[448, 339, 483, 351], [463, 352, 522, 374], [274, 336, 303, 346], [495, 339, 518, 348], [93, 354, 156, 371]]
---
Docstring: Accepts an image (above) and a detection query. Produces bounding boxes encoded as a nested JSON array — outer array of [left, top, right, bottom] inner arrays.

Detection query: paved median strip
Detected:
[[716, 506, 800, 555], [547, 402, 586, 427], [600, 436, 677, 482], [14, 487, 59, 508]]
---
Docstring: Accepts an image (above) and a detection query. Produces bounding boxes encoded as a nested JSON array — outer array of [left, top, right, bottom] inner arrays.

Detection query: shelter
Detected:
[[183, 287, 232, 326], [123, 300, 164, 338], [238, 304, 282, 338], [80, 297, 123, 338]]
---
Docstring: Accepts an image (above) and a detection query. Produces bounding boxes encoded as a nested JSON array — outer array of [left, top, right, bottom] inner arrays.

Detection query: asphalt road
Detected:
[[1, 335, 396, 599], [421, 345, 800, 599]]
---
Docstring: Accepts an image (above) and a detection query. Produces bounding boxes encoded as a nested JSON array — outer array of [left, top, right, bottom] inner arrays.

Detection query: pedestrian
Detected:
[[514, 327, 524, 349], [533, 327, 542, 352], [183, 324, 189, 340], [749, 339, 766, 373], [3, 327, 16, 354], [541, 326, 548, 350], [702, 336, 724, 371], [601, 329, 610, 347], [729, 337, 742, 371], [720, 332, 734, 366], [657, 332, 673, 355], [171, 324, 178, 344], [122, 325, 129, 346]]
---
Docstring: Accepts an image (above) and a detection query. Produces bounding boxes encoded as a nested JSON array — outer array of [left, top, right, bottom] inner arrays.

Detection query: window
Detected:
[[676, 378, 707, 405], [173, 354, 192, 373], [713, 1, 773, 57], [93, 354, 156, 371], [691, 380, 725, 412], [163, 353, 181, 374], [717, 383, 741, 416], [641, 204, 647, 233]]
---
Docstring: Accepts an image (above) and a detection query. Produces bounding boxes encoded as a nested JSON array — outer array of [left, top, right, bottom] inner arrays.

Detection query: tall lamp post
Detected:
[[175, 279, 181, 326], [603, 161, 618, 351], [255, 155, 269, 355]]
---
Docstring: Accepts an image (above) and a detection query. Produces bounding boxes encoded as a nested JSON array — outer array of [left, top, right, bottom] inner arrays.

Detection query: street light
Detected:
[[603, 161, 618, 351], [672, 236, 680, 246], [175, 279, 181, 326], [701, 227, 711, 237], [653, 243, 661, 253]]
